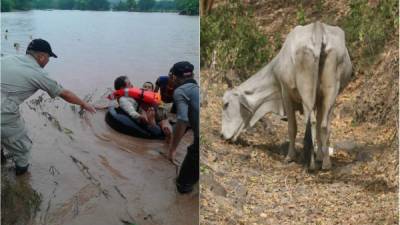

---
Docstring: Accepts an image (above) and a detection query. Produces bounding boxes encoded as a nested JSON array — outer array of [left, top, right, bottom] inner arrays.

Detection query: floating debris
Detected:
[[114, 186, 126, 200], [49, 166, 60, 176], [120, 219, 137, 225]]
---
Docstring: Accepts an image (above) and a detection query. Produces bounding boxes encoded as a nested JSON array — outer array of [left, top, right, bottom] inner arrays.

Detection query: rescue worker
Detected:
[[168, 61, 199, 194], [1, 39, 96, 175]]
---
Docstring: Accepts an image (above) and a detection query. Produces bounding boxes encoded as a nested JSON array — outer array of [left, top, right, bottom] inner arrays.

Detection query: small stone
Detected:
[[335, 140, 357, 151]]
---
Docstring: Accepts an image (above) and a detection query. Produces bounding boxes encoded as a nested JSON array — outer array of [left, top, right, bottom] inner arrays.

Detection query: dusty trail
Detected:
[[3, 90, 198, 225]]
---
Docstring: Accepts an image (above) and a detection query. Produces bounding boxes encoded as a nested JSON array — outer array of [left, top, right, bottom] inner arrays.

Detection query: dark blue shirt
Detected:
[[173, 82, 199, 139]]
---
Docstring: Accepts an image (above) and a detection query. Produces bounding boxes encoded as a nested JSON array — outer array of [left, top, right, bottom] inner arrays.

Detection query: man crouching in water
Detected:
[[1, 39, 96, 175], [167, 61, 199, 194]]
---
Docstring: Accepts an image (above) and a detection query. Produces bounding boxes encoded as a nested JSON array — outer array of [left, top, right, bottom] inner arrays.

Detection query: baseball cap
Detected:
[[171, 61, 194, 77], [27, 39, 57, 58]]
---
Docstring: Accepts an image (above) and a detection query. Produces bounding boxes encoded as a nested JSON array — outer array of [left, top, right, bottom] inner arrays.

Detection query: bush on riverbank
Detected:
[[1, 0, 199, 14]]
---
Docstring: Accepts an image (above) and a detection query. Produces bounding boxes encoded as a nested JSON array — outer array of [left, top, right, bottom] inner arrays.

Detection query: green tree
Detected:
[[138, 0, 155, 11], [33, 0, 54, 9], [57, 0, 75, 9], [153, 1, 176, 11], [14, 0, 32, 10], [201, 0, 269, 80], [86, 0, 109, 10], [126, 0, 137, 11], [1, 0, 15, 11], [113, 0, 128, 11], [74, 0, 88, 10], [176, 0, 198, 15]]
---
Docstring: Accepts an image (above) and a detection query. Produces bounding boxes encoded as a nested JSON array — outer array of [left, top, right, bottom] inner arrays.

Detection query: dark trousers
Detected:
[[176, 137, 199, 187]]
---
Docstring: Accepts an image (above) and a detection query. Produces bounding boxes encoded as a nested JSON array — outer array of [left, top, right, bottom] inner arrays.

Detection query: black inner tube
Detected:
[[105, 106, 164, 140]]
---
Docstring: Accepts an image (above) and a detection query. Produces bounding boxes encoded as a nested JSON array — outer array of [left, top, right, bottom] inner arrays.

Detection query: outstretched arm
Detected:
[[59, 89, 96, 113]]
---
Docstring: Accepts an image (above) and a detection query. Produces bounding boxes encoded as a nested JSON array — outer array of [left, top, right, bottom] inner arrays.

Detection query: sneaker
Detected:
[[1, 149, 6, 164], [176, 180, 193, 194], [15, 164, 29, 176]]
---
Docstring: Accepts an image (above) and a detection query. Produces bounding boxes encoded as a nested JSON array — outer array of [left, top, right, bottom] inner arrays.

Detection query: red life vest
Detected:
[[108, 87, 161, 106]]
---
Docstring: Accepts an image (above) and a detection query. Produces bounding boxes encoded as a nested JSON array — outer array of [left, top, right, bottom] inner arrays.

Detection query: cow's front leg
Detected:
[[284, 102, 297, 163], [285, 117, 297, 162]]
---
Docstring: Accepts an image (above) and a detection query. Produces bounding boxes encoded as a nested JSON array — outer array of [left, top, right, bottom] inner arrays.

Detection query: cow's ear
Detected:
[[238, 93, 252, 113], [244, 90, 254, 95]]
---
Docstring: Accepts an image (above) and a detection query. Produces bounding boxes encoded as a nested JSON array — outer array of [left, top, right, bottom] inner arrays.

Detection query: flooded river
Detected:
[[1, 10, 199, 225]]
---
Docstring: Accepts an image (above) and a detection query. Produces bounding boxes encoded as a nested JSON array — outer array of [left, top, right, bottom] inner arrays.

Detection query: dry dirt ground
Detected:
[[200, 1, 398, 225]]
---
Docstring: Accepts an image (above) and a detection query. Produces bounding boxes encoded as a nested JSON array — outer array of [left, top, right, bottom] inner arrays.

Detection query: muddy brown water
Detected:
[[2, 10, 199, 225], [10, 93, 198, 225]]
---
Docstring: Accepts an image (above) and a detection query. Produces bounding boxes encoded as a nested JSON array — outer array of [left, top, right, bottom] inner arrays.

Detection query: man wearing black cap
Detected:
[[168, 61, 199, 194], [1, 39, 96, 175]]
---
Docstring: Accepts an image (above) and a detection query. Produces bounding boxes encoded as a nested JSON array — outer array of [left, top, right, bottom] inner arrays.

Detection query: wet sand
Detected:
[[8, 91, 198, 225]]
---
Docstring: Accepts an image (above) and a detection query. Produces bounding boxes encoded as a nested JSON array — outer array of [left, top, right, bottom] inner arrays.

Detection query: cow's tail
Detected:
[[305, 22, 326, 169], [312, 21, 326, 85]]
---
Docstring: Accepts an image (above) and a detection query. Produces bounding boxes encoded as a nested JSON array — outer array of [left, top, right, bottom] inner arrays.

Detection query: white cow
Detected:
[[221, 22, 352, 170]]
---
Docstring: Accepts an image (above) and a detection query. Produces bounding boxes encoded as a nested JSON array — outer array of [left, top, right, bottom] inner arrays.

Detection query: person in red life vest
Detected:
[[113, 76, 164, 138], [142, 81, 155, 92], [142, 81, 173, 142]]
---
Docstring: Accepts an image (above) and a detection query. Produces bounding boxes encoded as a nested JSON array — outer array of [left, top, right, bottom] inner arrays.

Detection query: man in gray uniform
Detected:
[[168, 61, 199, 194], [1, 39, 96, 175]]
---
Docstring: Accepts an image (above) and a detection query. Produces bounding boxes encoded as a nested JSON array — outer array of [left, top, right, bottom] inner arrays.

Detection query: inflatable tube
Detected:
[[108, 87, 161, 106], [105, 106, 164, 140]]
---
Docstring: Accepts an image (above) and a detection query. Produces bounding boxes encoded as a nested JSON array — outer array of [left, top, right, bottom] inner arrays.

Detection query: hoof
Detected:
[[316, 150, 324, 162], [284, 155, 295, 163], [321, 158, 332, 170], [308, 163, 316, 172]]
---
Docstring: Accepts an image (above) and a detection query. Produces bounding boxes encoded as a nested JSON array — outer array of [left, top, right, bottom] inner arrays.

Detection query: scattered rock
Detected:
[[355, 151, 373, 162], [335, 140, 357, 151], [202, 174, 228, 197]]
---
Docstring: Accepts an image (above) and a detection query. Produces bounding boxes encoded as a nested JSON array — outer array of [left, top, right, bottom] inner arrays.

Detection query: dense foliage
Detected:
[[176, 0, 198, 15], [113, 0, 137, 11], [137, 0, 155, 11], [201, 0, 270, 80], [1, 0, 197, 13], [341, 0, 398, 64], [201, 0, 398, 80]]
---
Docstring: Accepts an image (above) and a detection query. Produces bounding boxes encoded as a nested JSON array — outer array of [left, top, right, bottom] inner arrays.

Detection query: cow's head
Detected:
[[221, 85, 285, 141], [221, 89, 252, 141]]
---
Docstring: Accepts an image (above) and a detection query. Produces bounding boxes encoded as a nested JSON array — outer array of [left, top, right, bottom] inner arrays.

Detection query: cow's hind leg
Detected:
[[316, 102, 324, 162], [319, 50, 340, 170], [306, 110, 317, 171], [319, 102, 334, 170], [295, 47, 319, 171], [303, 118, 313, 166]]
